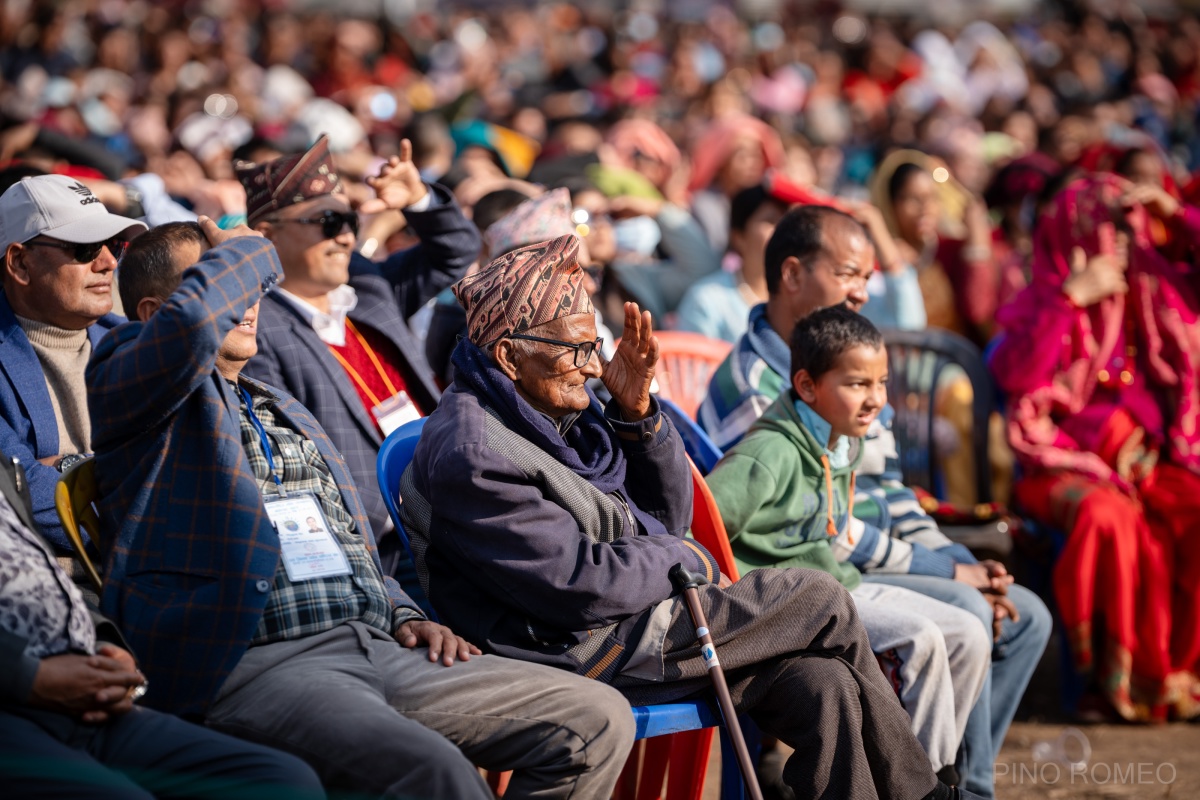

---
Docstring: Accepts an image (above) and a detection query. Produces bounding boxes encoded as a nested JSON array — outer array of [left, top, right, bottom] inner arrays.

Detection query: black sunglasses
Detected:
[[506, 333, 604, 368], [24, 237, 128, 263], [269, 209, 359, 239]]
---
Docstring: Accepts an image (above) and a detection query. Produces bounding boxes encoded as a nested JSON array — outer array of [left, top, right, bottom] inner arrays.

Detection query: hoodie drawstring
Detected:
[[820, 454, 856, 545]]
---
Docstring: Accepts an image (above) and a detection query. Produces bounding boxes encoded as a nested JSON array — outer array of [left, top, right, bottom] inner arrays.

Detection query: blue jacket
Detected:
[[0, 290, 120, 550], [87, 236, 421, 719], [242, 184, 479, 567]]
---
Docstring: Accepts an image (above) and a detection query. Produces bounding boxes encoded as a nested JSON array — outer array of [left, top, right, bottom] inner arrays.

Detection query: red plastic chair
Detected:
[[616, 459, 743, 800], [689, 460, 741, 584], [650, 332, 733, 420]]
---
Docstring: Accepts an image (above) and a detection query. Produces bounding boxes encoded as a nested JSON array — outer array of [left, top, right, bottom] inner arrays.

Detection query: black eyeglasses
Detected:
[[268, 209, 358, 239], [507, 334, 604, 368], [24, 237, 128, 263]]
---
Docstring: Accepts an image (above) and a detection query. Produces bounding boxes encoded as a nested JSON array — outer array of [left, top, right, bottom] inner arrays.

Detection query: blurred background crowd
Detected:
[[5, 0, 1199, 329], [3, 0, 1200, 502]]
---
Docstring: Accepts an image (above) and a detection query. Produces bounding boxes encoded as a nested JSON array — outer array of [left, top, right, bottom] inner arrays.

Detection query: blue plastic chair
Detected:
[[377, 418, 438, 620], [376, 418, 736, 799], [659, 396, 724, 475]]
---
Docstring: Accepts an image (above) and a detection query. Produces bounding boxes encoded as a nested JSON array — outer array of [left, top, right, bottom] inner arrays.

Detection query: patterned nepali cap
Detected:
[[454, 234, 593, 346], [235, 135, 342, 225], [483, 188, 576, 258]]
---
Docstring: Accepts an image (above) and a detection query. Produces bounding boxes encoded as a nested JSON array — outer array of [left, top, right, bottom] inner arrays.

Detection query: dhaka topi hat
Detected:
[[483, 188, 576, 258], [235, 134, 341, 225], [454, 233, 593, 346]]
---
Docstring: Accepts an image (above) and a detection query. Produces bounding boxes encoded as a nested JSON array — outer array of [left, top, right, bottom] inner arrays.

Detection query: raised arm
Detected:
[[992, 247, 1126, 397], [87, 228, 278, 445], [357, 140, 481, 319]]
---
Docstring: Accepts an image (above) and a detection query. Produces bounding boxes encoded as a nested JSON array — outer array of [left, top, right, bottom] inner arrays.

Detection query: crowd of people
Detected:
[[3, 0, 1200, 798]]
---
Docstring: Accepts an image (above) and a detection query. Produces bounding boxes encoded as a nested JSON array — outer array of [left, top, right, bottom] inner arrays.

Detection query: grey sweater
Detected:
[[17, 316, 92, 456]]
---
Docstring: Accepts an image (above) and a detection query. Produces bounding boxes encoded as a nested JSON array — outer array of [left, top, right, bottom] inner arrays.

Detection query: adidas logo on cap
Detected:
[[69, 181, 100, 205]]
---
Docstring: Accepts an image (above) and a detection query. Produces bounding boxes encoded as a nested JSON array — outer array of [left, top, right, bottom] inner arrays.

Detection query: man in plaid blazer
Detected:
[[238, 137, 480, 579], [86, 219, 634, 799]]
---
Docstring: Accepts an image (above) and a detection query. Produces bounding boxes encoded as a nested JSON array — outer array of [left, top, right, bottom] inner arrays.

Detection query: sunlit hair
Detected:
[[790, 304, 884, 382]]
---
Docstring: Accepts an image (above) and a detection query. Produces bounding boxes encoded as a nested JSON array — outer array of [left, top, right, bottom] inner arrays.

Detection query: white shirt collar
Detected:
[[275, 285, 359, 347]]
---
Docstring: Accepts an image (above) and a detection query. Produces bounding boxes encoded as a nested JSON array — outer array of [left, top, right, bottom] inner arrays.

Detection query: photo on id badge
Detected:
[[264, 494, 352, 582]]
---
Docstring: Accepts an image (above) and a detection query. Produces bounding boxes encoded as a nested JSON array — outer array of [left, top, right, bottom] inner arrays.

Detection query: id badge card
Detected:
[[263, 493, 353, 582], [372, 390, 421, 436]]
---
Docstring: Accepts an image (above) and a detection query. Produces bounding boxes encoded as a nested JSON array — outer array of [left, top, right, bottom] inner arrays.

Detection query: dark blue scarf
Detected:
[[451, 339, 628, 495]]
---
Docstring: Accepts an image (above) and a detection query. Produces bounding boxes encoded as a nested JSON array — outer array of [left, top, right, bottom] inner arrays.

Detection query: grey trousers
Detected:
[[615, 569, 940, 800], [206, 621, 635, 800], [852, 581, 991, 772]]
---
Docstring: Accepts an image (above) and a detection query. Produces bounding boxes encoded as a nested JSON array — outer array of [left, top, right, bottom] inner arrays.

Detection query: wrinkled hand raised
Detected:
[[602, 302, 659, 421], [848, 200, 905, 274], [362, 140, 428, 214]]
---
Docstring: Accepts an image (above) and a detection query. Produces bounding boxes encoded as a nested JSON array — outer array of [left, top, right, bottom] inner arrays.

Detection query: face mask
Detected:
[[80, 98, 121, 138], [613, 215, 662, 256]]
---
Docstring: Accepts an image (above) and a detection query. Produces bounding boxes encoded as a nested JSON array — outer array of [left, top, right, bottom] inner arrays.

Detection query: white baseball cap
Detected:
[[0, 174, 147, 248]]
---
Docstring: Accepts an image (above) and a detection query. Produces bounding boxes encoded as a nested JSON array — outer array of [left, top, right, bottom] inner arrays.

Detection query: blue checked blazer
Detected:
[[86, 236, 422, 719], [0, 291, 120, 551], [242, 185, 480, 564]]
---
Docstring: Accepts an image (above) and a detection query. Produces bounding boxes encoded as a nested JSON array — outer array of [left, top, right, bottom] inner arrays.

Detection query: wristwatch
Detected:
[[56, 453, 89, 473]]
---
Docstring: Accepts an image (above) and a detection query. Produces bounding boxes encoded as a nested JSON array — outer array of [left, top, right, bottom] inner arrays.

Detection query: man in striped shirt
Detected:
[[699, 204, 1050, 798]]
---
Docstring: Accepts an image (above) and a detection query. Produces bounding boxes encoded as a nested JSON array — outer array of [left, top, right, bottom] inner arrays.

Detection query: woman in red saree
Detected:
[[992, 173, 1200, 722]]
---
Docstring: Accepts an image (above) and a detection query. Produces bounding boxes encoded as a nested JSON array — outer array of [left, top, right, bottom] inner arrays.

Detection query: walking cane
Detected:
[[669, 564, 765, 800]]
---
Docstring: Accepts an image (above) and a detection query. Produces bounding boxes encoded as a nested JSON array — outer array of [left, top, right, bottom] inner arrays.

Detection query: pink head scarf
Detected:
[[686, 114, 785, 193], [605, 119, 682, 175], [997, 174, 1200, 484]]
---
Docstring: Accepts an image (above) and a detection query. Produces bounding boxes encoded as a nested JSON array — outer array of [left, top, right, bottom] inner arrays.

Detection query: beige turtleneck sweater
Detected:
[[16, 316, 92, 456]]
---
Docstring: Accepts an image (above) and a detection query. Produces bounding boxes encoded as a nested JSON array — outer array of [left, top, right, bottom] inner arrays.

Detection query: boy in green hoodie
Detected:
[[708, 305, 990, 782]]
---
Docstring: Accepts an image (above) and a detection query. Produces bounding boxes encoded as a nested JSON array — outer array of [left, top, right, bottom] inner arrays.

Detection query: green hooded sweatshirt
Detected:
[[707, 391, 863, 590]]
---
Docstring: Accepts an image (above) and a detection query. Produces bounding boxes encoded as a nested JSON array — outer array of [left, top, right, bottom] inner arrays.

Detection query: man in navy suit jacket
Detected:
[[0, 175, 144, 552], [238, 136, 479, 578]]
